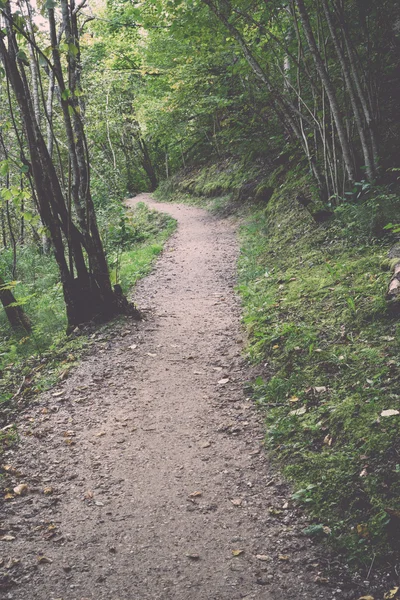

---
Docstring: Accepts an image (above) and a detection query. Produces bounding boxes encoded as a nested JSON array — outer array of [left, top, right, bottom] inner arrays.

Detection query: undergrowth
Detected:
[[0, 202, 176, 456], [237, 174, 400, 568]]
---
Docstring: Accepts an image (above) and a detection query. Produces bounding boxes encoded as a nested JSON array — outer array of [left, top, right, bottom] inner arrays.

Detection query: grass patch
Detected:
[[238, 171, 400, 567], [0, 202, 176, 457]]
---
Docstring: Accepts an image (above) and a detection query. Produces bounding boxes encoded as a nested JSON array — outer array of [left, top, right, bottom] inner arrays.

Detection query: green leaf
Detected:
[[1, 188, 12, 201], [68, 43, 79, 57], [16, 50, 29, 65], [0, 159, 9, 176]]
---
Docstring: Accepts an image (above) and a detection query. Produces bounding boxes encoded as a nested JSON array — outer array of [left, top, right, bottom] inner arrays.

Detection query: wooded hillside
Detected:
[[0, 0, 399, 581]]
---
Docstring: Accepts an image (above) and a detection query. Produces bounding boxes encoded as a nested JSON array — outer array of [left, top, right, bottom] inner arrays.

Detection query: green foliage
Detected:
[[237, 172, 400, 565]]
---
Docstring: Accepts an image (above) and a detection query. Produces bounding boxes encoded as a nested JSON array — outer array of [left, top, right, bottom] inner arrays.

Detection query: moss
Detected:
[[238, 172, 400, 566]]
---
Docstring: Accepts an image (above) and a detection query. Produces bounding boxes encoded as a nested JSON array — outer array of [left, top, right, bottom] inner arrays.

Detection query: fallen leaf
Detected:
[[201, 441, 211, 448], [289, 396, 299, 402], [357, 523, 369, 538], [269, 507, 283, 515], [37, 555, 53, 564], [189, 491, 202, 498], [272, 344, 279, 349], [322, 526, 332, 535], [146, 352, 157, 357], [384, 588, 399, 600], [1, 535, 16, 541], [357, 596, 374, 600], [52, 391, 64, 397], [232, 549, 244, 557], [314, 386, 327, 393], [278, 554, 290, 561], [84, 490, 94, 500], [323, 434, 333, 446], [289, 406, 306, 416], [256, 554, 270, 561], [218, 378, 230, 385], [381, 409, 399, 418], [4, 493, 14, 500], [129, 344, 137, 350], [4, 558, 20, 569], [43, 486, 54, 495], [13, 483, 28, 496], [95, 431, 106, 437], [230, 498, 242, 506]]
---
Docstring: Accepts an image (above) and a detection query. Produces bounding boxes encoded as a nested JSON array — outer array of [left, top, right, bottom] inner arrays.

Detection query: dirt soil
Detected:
[[0, 194, 362, 599]]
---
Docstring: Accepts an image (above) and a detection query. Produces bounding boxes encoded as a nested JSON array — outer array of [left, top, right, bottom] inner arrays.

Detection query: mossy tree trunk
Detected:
[[0, 0, 132, 331]]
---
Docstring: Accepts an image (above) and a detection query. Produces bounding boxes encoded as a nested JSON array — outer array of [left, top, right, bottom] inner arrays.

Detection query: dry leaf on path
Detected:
[[358, 596, 374, 600], [37, 555, 53, 564], [84, 490, 94, 500], [231, 498, 242, 506], [43, 487, 54, 495], [218, 378, 230, 385], [13, 483, 28, 496], [384, 588, 399, 600], [232, 549, 244, 556], [189, 491, 202, 498], [256, 554, 270, 561], [130, 344, 137, 350], [278, 554, 290, 561], [1, 534, 16, 541]]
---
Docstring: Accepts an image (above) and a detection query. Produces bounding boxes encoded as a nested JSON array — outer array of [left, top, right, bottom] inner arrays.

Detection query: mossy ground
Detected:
[[0, 203, 176, 458], [156, 161, 400, 568]]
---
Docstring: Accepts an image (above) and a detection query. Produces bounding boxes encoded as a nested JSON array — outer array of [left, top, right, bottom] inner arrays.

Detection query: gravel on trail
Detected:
[[0, 194, 358, 599]]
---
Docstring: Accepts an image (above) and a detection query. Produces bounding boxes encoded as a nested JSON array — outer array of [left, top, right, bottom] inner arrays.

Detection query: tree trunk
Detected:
[[320, 0, 375, 181], [294, 0, 356, 183], [0, 3, 131, 331], [0, 274, 31, 332]]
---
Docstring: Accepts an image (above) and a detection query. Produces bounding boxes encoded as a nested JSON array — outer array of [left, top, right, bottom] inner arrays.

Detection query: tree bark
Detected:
[[294, 0, 356, 183], [0, 274, 31, 332], [320, 0, 375, 181]]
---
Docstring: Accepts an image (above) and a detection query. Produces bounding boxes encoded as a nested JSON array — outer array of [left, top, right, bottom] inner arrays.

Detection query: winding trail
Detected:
[[0, 194, 340, 599]]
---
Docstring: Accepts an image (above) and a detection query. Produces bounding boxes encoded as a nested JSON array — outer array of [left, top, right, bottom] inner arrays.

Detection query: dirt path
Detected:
[[0, 194, 347, 599]]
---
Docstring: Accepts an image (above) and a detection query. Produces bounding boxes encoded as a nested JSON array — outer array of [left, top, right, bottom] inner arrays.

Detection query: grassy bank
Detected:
[[156, 162, 400, 569], [0, 202, 176, 455], [238, 176, 400, 567]]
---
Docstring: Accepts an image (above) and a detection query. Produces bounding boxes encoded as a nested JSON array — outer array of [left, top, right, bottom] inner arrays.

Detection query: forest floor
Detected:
[[0, 194, 366, 599]]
